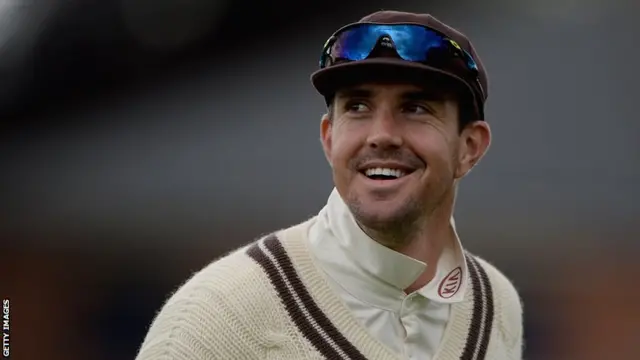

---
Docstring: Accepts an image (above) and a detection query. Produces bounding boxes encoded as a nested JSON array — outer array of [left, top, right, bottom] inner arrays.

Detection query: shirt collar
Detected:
[[308, 188, 468, 310]]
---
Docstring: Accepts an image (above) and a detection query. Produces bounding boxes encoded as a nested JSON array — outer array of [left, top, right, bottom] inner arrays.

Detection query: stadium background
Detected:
[[1, 0, 639, 359]]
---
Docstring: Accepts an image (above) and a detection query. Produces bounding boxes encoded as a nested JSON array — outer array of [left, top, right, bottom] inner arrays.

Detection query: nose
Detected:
[[366, 108, 403, 149]]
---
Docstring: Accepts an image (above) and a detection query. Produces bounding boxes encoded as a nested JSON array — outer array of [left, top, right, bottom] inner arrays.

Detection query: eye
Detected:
[[344, 101, 370, 113], [403, 103, 431, 115]]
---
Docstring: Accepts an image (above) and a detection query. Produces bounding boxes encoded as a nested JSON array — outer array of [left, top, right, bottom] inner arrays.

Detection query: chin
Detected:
[[347, 196, 421, 231]]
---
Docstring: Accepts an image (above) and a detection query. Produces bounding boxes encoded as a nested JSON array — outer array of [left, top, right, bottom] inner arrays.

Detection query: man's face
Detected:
[[320, 82, 490, 237]]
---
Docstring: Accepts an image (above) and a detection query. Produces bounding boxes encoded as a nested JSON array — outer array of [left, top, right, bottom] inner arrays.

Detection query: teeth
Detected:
[[364, 167, 405, 178]]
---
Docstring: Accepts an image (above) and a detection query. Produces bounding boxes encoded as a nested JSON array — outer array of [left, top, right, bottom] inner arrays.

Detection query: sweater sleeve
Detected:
[[476, 257, 524, 360], [135, 254, 263, 360]]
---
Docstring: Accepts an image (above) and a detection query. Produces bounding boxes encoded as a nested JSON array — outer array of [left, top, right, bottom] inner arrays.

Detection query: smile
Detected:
[[363, 167, 408, 180], [357, 163, 419, 190], [358, 160, 418, 180]]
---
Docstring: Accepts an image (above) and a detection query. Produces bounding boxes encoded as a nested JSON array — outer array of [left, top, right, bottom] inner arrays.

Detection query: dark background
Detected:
[[2, 0, 639, 359]]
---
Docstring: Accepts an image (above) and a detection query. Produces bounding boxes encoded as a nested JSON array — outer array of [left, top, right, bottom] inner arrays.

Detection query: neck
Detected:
[[367, 195, 456, 294], [399, 212, 453, 293]]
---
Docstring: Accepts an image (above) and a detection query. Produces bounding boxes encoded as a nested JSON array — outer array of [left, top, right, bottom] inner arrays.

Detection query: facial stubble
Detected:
[[347, 187, 442, 250], [347, 149, 459, 250]]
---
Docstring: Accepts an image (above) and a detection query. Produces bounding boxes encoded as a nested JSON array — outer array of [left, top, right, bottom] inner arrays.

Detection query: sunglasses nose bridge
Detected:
[[376, 34, 396, 49]]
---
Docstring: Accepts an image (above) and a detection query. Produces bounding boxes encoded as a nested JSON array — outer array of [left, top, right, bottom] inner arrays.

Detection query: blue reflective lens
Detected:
[[321, 23, 478, 73]]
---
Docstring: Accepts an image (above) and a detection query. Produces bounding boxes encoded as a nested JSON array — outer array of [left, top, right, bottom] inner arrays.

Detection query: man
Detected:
[[136, 10, 524, 360]]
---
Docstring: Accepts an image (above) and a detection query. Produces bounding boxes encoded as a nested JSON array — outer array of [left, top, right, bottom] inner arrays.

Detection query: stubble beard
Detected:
[[347, 190, 444, 250], [343, 148, 459, 250]]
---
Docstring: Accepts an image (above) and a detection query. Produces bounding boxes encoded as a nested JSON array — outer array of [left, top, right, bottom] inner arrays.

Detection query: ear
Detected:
[[320, 113, 333, 166], [455, 120, 491, 179]]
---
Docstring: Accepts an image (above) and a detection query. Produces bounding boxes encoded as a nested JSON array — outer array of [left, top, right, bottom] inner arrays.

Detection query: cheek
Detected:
[[330, 126, 364, 167], [409, 131, 456, 172]]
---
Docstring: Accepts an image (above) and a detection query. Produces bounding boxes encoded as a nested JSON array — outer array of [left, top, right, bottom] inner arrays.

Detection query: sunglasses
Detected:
[[319, 23, 480, 80]]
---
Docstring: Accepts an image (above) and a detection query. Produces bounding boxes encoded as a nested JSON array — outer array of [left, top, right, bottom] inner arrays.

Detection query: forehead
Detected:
[[334, 82, 452, 101]]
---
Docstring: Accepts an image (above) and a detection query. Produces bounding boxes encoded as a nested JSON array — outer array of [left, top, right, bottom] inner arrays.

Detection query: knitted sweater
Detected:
[[136, 218, 523, 360]]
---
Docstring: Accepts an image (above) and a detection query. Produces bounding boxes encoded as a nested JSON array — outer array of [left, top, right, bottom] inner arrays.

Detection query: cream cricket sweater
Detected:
[[308, 189, 489, 360], [136, 219, 523, 360]]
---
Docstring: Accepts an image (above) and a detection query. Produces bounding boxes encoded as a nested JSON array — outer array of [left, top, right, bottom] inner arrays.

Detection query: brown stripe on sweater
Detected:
[[263, 235, 369, 360], [460, 253, 485, 360], [468, 255, 494, 360], [246, 237, 344, 360]]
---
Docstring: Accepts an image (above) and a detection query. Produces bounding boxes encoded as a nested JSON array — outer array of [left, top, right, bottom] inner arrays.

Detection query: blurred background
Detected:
[[1, 0, 639, 359]]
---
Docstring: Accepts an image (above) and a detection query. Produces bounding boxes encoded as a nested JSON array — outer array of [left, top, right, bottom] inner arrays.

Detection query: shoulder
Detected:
[[135, 238, 282, 359], [468, 254, 524, 354], [162, 217, 314, 310], [167, 241, 267, 306]]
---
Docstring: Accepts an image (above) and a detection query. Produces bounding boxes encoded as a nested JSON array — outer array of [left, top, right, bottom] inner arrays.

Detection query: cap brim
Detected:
[[311, 57, 473, 100]]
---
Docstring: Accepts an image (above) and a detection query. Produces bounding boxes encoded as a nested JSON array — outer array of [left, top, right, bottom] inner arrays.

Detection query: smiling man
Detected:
[[136, 10, 524, 360]]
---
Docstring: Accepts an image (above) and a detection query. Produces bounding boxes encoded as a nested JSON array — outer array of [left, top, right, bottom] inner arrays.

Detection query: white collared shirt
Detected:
[[308, 189, 469, 360]]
